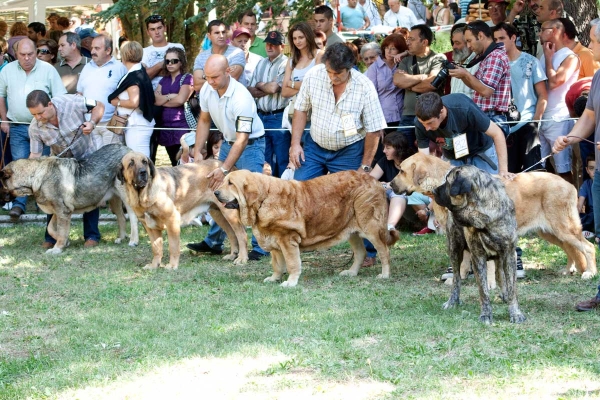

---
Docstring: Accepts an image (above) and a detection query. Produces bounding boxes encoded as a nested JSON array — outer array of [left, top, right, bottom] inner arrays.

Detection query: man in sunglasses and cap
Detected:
[[141, 14, 185, 90]]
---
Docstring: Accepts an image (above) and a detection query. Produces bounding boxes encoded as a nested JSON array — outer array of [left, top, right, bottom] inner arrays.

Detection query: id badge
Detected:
[[453, 133, 469, 158], [341, 114, 358, 137]]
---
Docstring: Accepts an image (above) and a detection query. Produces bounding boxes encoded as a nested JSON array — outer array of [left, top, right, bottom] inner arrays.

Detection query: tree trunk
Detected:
[[565, 0, 598, 46]]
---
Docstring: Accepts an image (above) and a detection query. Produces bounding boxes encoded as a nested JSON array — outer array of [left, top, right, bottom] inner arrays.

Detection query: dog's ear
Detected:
[[449, 173, 472, 196], [147, 157, 156, 180], [116, 163, 125, 184], [411, 163, 427, 186]]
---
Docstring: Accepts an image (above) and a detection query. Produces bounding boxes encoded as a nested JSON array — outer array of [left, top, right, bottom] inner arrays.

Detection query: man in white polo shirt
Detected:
[[77, 33, 127, 150], [186, 54, 268, 261]]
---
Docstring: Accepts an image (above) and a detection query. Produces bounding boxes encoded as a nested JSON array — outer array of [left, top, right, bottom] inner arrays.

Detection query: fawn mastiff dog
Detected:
[[118, 153, 249, 270], [391, 152, 597, 280], [434, 165, 525, 324], [214, 170, 400, 287], [0, 144, 139, 253]]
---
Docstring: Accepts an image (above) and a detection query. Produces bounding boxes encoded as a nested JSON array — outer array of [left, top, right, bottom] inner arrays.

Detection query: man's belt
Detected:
[[257, 108, 286, 115], [226, 136, 264, 146]]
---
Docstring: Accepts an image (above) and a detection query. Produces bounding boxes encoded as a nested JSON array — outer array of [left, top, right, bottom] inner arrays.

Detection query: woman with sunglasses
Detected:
[[36, 39, 58, 65], [153, 47, 193, 166], [108, 41, 156, 157]]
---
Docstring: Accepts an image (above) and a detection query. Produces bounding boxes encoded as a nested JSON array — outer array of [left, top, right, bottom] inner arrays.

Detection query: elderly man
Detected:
[[26, 89, 104, 248], [552, 19, 600, 312], [486, 0, 509, 26], [77, 34, 127, 150], [0, 38, 66, 221], [383, 0, 419, 28], [289, 42, 386, 180], [186, 54, 268, 261], [56, 32, 90, 94]]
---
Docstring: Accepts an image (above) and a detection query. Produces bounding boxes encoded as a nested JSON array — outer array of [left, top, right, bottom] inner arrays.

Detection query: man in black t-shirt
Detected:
[[414, 92, 513, 180]]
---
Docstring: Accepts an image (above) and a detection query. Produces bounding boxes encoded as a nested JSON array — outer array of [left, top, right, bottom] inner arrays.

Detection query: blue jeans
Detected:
[[261, 111, 290, 178], [592, 170, 600, 239], [449, 144, 499, 174], [398, 115, 417, 151], [44, 208, 101, 243], [484, 111, 510, 137], [204, 137, 266, 254], [294, 134, 364, 181]]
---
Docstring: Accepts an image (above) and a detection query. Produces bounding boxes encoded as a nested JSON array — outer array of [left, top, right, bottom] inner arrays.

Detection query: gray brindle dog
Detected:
[[433, 165, 526, 324]]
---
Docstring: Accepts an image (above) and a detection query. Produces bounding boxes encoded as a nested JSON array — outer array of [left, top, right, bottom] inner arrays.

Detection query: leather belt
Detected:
[[257, 108, 286, 115]]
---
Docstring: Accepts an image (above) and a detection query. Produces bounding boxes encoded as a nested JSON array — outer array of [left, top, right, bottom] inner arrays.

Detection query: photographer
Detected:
[[448, 21, 511, 136], [393, 24, 446, 150]]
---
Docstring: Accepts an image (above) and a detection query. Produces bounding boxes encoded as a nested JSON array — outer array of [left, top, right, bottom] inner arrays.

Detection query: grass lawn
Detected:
[[1, 216, 600, 399]]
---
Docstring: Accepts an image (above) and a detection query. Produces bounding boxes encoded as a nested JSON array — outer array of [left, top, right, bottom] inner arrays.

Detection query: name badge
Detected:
[[341, 113, 358, 137], [453, 133, 469, 158]]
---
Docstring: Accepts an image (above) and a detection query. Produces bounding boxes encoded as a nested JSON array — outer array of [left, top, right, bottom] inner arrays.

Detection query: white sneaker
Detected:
[[583, 231, 595, 240], [2, 201, 12, 211]]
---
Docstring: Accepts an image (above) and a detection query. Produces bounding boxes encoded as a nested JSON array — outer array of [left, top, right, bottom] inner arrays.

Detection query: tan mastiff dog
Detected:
[[119, 152, 248, 270], [214, 170, 400, 287], [391, 152, 597, 280]]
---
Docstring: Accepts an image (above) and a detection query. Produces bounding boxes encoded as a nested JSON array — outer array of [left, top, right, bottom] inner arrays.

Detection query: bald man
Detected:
[[186, 54, 269, 261], [0, 38, 66, 221]]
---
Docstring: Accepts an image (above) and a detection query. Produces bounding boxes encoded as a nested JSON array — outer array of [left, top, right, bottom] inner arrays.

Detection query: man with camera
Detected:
[[448, 21, 511, 137], [393, 24, 446, 149]]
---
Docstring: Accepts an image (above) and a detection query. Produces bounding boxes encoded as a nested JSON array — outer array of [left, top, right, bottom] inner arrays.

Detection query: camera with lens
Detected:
[[430, 60, 457, 90]]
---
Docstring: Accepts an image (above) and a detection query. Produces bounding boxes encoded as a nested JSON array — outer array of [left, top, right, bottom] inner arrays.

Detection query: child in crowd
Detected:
[[579, 156, 595, 240], [178, 130, 223, 164], [363, 132, 432, 267]]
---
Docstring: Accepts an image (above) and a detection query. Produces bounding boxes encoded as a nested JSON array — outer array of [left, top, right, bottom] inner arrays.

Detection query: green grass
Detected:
[[1, 221, 600, 399]]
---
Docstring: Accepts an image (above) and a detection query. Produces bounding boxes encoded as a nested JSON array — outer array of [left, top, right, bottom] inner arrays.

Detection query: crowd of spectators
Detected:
[[2, 0, 600, 299]]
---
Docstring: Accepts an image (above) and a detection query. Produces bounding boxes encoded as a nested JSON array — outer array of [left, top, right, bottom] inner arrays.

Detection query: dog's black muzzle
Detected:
[[135, 168, 148, 188], [433, 184, 449, 208], [214, 190, 239, 209]]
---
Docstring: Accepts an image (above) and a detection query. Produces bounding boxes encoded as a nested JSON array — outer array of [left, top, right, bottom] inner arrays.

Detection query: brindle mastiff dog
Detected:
[[118, 152, 248, 270], [214, 170, 400, 287], [0, 144, 139, 253], [434, 165, 526, 324], [391, 152, 597, 280]]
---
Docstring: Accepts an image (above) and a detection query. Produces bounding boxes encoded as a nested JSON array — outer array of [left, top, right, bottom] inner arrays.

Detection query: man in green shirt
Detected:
[[238, 10, 267, 58]]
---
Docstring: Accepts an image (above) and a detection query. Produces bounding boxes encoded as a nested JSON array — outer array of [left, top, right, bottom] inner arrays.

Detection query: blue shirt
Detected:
[[509, 52, 547, 133]]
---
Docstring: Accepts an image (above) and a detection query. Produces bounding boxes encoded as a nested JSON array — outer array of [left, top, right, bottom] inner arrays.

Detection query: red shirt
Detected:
[[473, 45, 511, 113]]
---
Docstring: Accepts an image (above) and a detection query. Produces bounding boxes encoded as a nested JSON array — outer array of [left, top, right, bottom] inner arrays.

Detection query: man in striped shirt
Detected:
[[247, 31, 290, 178]]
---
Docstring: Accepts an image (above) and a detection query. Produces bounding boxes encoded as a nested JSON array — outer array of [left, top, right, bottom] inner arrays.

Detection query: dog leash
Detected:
[[56, 125, 85, 158], [519, 135, 597, 174]]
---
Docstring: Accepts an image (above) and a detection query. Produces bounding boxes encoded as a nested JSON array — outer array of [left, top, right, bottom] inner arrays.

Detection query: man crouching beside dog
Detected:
[[26, 90, 105, 248]]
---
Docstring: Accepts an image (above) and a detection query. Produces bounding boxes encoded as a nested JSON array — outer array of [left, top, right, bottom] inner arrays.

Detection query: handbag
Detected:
[[107, 109, 132, 134], [180, 74, 199, 130]]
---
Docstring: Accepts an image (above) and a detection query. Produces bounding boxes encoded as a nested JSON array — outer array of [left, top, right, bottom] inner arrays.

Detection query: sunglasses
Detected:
[[37, 49, 51, 55], [145, 14, 163, 24], [165, 59, 180, 65]]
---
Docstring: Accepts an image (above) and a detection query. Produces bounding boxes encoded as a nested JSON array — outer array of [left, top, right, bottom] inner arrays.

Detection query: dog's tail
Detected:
[[387, 229, 400, 246]]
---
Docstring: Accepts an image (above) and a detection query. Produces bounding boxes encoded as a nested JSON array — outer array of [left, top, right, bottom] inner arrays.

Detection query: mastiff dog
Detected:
[[434, 165, 526, 324], [0, 144, 139, 253], [214, 170, 400, 287], [391, 152, 596, 280], [118, 152, 248, 270]]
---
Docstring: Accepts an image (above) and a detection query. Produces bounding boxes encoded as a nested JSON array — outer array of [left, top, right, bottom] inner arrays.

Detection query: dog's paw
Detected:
[[264, 275, 281, 283], [444, 278, 453, 286], [510, 311, 526, 324], [45, 247, 63, 255], [142, 263, 159, 270], [582, 271, 595, 280], [479, 315, 493, 325], [376, 272, 390, 279], [487, 281, 497, 290], [233, 256, 248, 265], [339, 269, 358, 277], [163, 263, 178, 270], [114, 238, 123, 244], [222, 253, 237, 261], [280, 280, 298, 288], [128, 240, 138, 247], [443, 299, 458, 309]]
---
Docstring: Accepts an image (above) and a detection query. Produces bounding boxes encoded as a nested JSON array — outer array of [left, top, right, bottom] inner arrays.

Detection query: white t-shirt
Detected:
[[142, 42, 185, 90]]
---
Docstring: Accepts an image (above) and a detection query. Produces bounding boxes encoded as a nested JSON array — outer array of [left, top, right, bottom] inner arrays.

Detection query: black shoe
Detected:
[[248, 250, 268, 261], [186, 241, 223, 255], [8, 206, 23, 222]]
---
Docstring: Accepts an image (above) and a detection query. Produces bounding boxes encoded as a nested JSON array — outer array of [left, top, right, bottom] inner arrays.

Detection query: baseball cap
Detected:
[[232, 27, 251, 40], [264, 31, 284, 45], [78, 28, 99, 40]]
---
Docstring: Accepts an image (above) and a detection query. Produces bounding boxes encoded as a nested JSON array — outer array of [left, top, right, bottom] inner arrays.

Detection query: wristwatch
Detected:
[[361, 164, 372, 172], [291, 81, 296, 89], [90, 121, 97, 129], [220, 166, 229, 176]]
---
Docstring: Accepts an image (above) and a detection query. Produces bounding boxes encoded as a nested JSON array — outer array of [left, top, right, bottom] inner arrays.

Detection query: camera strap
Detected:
[[465, 42, 502, 68], [412, 55, 420, 75]]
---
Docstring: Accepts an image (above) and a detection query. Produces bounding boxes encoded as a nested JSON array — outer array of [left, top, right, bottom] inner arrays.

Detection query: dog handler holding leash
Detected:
[[26, 89, 105, 249]]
